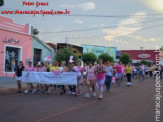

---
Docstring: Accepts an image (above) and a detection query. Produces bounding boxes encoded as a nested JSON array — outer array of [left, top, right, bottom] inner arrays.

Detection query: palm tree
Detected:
[[33, 28, 39, 35], [0, 0, 4, 6], [31, 26, 39, 35]]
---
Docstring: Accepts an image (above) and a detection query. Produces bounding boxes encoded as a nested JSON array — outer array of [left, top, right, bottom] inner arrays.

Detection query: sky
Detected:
[[1, 0, 163, 50]]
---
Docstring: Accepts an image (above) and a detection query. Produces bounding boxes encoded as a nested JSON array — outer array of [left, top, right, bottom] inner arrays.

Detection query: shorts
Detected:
[[16, 76, 22, 81], [96, 79, 105, 91], [115, 73, 122, 79]]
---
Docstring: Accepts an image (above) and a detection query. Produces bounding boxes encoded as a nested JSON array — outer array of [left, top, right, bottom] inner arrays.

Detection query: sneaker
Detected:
[[68, 91, 72, 95], [93, 92, 96, 97], [72, 92, 75, 95], [126, 82, 130, 86], [98, 94, 103, 99], [84, 94, 90, 98], [24, 90, 28, 94]]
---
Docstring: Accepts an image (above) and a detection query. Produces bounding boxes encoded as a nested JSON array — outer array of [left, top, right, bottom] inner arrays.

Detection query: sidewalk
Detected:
[[0, 76, 26, 91]]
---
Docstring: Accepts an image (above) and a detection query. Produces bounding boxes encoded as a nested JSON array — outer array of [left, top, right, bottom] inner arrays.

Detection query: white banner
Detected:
[[22, 71, 77, 85]]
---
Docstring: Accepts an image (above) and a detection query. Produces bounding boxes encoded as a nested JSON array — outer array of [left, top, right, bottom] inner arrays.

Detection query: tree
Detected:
[[119, 53, 131, 65], [33, 28, 39, 35], [56, 48, 78, 65], [0, 0, 4, 6], [82, 53, 97, 64], [31, 26, 39, 35], [98, 53, 114, 63]]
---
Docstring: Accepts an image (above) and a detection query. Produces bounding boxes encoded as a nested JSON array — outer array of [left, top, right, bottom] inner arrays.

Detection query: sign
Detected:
[[82, 45, 116, 60], [22, 71, 77, 85], [138, 54, 151, 59], [2, 36, 20, 44]]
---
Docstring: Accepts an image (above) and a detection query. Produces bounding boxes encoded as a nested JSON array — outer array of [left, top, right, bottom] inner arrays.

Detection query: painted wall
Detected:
[[82, 45, 116, 61], [32, 37, 54, 64], [0, 29, 32, 77], [0, 15, 32, 77]]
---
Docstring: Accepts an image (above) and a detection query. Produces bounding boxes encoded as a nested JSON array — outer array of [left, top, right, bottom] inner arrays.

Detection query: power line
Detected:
[[39, 18, 163, 34], [66, 23, 163, 39]]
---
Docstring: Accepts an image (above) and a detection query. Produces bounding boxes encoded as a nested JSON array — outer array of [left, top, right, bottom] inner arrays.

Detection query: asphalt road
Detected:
[[0, 77, 162, 122]]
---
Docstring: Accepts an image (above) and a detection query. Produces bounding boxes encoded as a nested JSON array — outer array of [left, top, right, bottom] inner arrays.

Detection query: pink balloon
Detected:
[[53, 70, 60, 75]]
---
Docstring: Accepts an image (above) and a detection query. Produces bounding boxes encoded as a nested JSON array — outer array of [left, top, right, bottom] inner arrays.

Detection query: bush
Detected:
[[140, 60, 152, 67]]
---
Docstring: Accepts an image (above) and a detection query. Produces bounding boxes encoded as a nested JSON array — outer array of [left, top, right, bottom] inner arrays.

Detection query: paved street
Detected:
[[0, 77, 162, 122]]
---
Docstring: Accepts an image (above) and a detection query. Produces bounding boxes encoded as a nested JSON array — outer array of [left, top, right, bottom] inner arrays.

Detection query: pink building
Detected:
[[0, 15, 32, 77]]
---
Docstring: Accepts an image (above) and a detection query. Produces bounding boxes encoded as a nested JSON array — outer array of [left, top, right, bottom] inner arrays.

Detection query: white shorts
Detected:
[[16, 76, 22, 81]]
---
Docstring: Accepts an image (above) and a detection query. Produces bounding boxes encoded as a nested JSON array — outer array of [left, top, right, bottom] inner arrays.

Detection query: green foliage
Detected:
[[56, 48, 78, 65], [82, 53, 97, 64], [0, 0, 4, 6], [98, 53, 114, 63], [119, 53, 131, 65], [140, 60, 152, 67], [33, 28, 39, 35]]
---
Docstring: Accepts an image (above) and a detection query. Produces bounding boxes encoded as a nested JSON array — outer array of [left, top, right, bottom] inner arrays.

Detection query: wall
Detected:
[[32, 37, 54, 64], [82, 45, 116, 60], [0, 29, 32, 77]]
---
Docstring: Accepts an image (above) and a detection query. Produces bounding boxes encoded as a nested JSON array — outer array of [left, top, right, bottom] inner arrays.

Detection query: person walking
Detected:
[[95, 59, 106, 100], [84, 62, 96, 98], [126, 62, 133, 86], [105, 61, 113, 92], [14, 61, 25, 93]]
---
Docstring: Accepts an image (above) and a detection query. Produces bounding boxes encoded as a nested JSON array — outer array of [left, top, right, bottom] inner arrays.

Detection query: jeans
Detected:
[[149, 71, 153, 77], [69, 85, 76, 92], [126, 73, 132, 82], [105, 76, 112, 90]]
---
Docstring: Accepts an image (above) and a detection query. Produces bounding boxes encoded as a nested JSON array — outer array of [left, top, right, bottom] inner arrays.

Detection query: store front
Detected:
[[0, 15, 32, 77], [117, 50, 160, 63]]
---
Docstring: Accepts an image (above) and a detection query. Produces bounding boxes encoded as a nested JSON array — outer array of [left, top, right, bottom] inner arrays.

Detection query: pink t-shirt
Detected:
[[74, 66, 83, 72], [26, 66, 35, 71], [116, 65, 123, 73], [96, 65, 105, 80], [33, 67, 38, 71], [38, 67, 46, 72]]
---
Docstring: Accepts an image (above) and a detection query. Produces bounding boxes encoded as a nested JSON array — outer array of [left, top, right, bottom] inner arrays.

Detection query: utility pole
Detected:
[[65, 37, 68, 48]]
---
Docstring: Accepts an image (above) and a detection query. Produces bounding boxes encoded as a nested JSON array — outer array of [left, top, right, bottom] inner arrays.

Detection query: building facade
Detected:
[[117, 50, 160, 63], [32, 36, 55, 64], [0, 15, 32, 77], [82, 45, 116, 61]]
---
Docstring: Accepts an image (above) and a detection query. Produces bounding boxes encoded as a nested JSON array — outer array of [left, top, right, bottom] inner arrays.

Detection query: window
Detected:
[[5, 46, 21, 72], [34, 48, 42, 63]]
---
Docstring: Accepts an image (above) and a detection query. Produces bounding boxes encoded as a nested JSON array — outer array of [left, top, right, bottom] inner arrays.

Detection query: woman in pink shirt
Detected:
[[115, 61, 123, 86], [74, 61, 83, 96], [95, 59, 106, 99], [24, 61, 35, 94], [60, 61, 68, 95], [38, 62, 47, 92], [34, 62, 40, 91], [84, 61, 96, 98]]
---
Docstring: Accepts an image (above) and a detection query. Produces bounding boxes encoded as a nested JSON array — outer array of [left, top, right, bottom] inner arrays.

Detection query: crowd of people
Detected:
[[14, 56, 163, 100]]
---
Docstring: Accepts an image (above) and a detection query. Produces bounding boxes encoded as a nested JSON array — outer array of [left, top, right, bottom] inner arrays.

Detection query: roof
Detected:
[[32, 36, 55, 53]]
